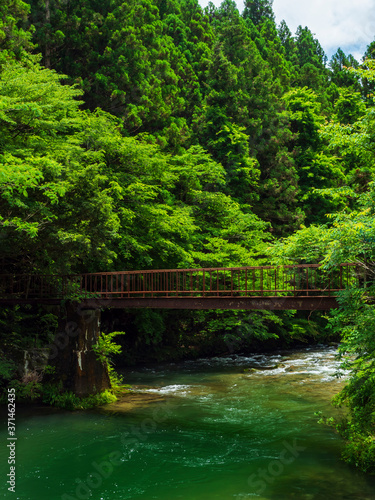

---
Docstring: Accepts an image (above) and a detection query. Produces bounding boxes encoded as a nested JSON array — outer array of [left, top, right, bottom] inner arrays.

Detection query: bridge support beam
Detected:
[[49, 302, 110, 397]]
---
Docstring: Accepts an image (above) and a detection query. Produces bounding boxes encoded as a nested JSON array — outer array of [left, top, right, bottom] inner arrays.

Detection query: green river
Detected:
[[2, 345, 375, 499]]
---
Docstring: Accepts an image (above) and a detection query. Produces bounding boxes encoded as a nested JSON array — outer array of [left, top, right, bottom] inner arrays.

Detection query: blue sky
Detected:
[[198, 0, 375, 62]]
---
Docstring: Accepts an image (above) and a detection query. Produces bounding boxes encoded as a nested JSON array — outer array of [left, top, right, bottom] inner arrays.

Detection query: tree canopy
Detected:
[[1, 0, 375, 469]]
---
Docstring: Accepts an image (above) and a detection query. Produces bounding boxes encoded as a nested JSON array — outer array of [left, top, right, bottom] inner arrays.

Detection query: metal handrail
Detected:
[[0, 263, 359, 301]]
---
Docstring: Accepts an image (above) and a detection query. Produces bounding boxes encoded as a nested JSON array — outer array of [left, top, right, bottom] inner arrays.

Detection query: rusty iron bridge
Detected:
[[0, 263, 359, 310]]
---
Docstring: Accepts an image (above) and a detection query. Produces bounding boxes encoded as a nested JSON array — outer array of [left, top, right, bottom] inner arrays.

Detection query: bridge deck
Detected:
[[0, 263, 357, 310]]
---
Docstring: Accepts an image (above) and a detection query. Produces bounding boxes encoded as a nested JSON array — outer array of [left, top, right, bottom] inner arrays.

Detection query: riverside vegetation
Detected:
[[0, 0, 375, 473]]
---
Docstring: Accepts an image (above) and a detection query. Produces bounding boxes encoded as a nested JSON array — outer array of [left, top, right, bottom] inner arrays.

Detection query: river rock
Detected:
[[259, 363, 286, 370], [286, 365, 298, 372], [7, 347, 50, 378]]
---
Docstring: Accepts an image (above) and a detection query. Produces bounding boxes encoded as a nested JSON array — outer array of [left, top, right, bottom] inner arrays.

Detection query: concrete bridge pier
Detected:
[[49, 302, 110, 397]]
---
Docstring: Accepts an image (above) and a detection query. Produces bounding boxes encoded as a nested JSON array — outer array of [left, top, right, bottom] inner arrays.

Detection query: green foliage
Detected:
[[16, 0, 367, 241], [42, 382, 117, 410], [318, 286, 375, 473], [221, 310, 281, 349], [26, 0, 210, 135], [42, 364, 56, 375], [0, 305, 58, 351], [93, 331, 126, 387], [53, 389, 117, 410], [243, 0, 275, 26], [0, 354, 17, 386], [8, 378, 43, 401], [133, 310, 166, 346], [283, 87, 347, 223], [0, 50, 271, 290], [288, 317, 322, 342], [348, 58, 375, 105], [0, 0, 374, 471], [269, 224, 329, 264], [93, 331, 124, 364], [188, 309, 282, 352], [0, 60, 121, 274], [2, 376, 119, 409], [0, 0, 34, 61], [329, 48, 360, 90], [334, 89, 366, 125], [274, 57, 375, 471]]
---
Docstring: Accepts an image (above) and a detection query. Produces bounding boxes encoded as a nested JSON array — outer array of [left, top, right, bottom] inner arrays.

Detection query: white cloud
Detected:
[[272, 0, 375, 60], [198, 0, 375, 61]]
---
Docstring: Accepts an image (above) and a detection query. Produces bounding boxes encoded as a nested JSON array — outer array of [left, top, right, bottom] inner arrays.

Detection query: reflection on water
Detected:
[[1, 346, 375, 500]]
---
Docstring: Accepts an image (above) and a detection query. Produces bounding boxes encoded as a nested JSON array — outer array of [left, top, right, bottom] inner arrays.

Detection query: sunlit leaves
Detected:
[[348, 58, 375, 82], [0, 61, 120, 272], [0, 0, 34, 61], [270, 57, 375, 470]]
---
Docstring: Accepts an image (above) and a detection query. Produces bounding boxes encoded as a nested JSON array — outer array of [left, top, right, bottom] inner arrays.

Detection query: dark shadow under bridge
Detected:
[[0, 263, 358, 310]]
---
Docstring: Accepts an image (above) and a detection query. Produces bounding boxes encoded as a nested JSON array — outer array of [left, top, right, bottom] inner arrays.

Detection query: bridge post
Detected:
[[49, 302, 110, 397]]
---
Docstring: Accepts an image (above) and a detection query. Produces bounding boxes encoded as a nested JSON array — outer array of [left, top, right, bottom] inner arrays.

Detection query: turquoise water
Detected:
[[1, 346, 375, 499]]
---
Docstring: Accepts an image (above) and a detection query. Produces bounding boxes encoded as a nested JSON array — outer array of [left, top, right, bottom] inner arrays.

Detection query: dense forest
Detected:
[[1, 0, 375, 472]]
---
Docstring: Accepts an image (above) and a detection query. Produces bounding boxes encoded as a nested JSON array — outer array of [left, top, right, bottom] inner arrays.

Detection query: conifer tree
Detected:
[[243, 0, 275, 26]]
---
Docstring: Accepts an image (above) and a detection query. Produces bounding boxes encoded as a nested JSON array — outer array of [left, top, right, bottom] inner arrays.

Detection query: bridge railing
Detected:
[[0, 263, 358, 302], [76, 263, 356, 299]]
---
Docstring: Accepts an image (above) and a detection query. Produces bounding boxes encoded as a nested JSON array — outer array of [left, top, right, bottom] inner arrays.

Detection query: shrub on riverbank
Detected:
[[319, 287, 375, 474]]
